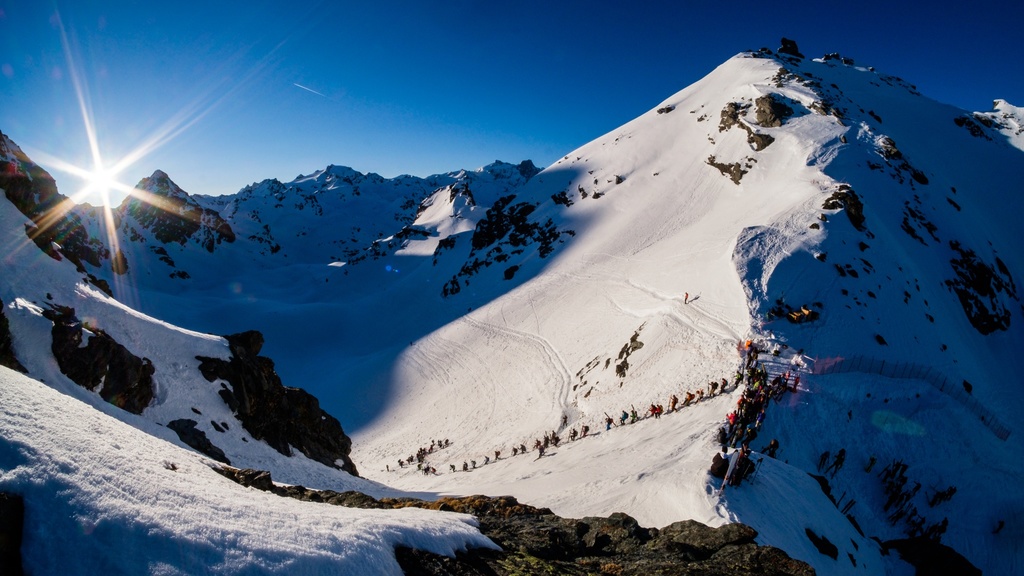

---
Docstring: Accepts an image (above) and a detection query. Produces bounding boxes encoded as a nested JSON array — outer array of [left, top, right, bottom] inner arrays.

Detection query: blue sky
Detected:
[[2, 1, 1021, 205]]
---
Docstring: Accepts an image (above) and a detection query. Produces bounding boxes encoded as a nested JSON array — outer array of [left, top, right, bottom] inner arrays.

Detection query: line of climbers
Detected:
[[709, 340, 799, 492], [388, 339, 798, 478]]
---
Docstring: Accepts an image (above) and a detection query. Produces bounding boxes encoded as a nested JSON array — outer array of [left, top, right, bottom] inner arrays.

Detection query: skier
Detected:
[[684, 292, 689, 304]]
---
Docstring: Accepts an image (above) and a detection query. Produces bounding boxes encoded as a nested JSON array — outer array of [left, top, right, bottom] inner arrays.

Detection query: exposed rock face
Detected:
[[778, 38, 804, 59], [0, 300, 26, 372], [167, 419, 230, 464], [196, 331, 358, 476], [0, 492, 24, 576], [119, 170, 235, 253], [41, 304, 155, 414], [217, 467, 815, 576]]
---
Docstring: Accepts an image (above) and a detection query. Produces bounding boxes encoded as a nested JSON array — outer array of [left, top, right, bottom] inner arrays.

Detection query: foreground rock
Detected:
[[218, 466, 815, 575], [197, 331, 358, 476]]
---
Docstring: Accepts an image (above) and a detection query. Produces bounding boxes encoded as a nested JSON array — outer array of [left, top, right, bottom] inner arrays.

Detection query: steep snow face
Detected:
[[349, 49, 1023, 575]]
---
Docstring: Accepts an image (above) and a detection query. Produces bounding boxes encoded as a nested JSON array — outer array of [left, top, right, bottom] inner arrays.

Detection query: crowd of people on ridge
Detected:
[[382, 338, 798, 485]]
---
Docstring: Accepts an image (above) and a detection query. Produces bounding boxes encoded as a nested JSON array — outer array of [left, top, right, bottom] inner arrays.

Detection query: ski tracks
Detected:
[[461, 314, 573, 424]]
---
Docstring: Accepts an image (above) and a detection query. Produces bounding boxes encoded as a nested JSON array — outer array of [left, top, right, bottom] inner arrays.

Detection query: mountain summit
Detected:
[[2, 41, 1021, 574]]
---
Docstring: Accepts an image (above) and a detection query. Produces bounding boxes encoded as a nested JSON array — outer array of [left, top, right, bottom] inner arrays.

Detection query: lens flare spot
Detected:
[[870, 410, 926, 436]]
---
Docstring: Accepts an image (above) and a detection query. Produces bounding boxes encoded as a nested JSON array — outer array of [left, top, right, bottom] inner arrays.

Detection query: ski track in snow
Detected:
[[461, 313, 573, 418]]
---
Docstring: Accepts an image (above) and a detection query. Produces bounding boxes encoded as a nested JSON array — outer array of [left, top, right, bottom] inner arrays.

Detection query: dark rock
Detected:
[[821, 184, 866, 232], [707, 156, 749, 185], [0, 493, 24, 576], [655, 520, 757, 560], [778, 38, 804, 58], [167, 419, 231, 464], [0, 300, 26, 372], [196, 330, 358, 475], [884, 537, 981, 576], [41, 304, 155, 414], [748, 132, 776, 151], [755, 95, 795, 128]]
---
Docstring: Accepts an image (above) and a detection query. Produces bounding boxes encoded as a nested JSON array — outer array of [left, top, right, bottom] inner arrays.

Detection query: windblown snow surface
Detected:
[[2, 49, 1023, 574]]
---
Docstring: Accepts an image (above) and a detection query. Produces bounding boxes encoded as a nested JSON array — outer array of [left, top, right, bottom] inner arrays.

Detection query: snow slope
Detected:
[[3, 45, 1023, 574], [0, 365, 495, 575]]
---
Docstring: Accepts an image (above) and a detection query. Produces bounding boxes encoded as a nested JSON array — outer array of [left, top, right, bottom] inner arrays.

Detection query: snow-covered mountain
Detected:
[[2, 40, 1022, 574]]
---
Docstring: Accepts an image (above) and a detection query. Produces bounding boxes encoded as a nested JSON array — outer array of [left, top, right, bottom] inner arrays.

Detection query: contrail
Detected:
[[293, 83, 327, 98]]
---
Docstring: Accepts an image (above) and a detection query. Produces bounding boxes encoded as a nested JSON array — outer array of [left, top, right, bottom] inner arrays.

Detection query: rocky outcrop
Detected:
[[0, 299, 26, 372], [821, 184, 866, 232], [217, 467, 815, 576], [707, 155, 753, 185], [754, 95, 795, 128], [41, 304, 155, 414], [442, 193, 568, 297], [196, 331, 358, 476], [167, 419, 230, 464], [778, 38, 804, 59]]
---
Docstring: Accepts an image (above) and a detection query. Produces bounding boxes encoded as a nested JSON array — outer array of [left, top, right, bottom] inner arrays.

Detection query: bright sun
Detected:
[[84, 165, 118, 207]]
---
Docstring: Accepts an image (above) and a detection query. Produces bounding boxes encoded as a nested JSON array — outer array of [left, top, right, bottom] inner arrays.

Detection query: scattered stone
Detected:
[[945, 241, 1019, 334]]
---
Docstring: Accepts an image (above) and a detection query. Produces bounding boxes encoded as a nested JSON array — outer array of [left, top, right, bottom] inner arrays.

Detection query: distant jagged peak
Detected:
[[478, 159, 542, 181], [135, 169, 191, 201]]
